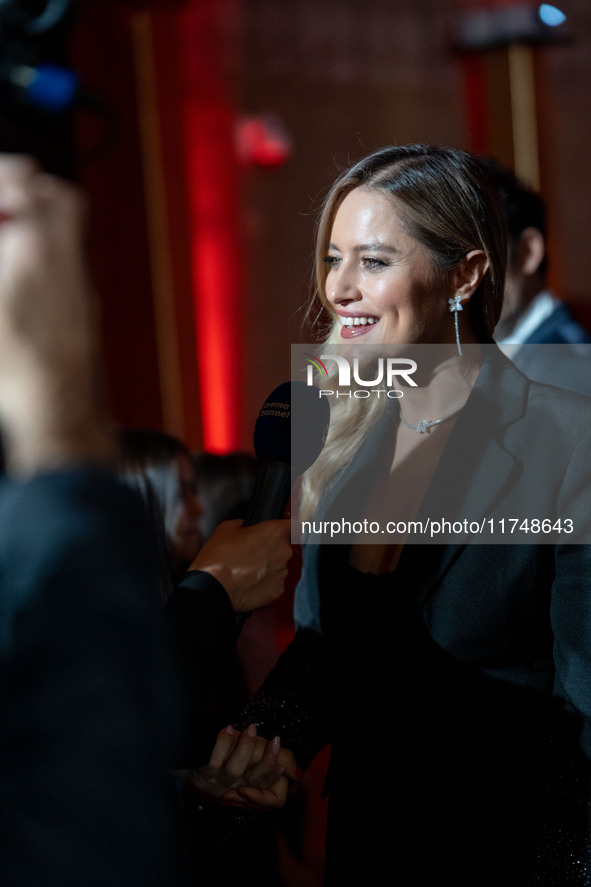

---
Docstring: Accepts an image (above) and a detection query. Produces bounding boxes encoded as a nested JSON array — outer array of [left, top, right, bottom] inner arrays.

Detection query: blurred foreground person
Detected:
[[0, 157, 296, 887], [115, 426, 295, 754], [0, 156, 184, 886], [115, 427, 297, 887]]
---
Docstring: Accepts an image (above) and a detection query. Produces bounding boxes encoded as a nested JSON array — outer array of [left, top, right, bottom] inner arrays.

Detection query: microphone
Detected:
[[245, 381, 330, 525]]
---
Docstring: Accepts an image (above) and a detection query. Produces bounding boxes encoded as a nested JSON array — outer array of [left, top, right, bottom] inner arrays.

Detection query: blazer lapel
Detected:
[[306, 348, 532, 602], [400, 349, 531, 598]]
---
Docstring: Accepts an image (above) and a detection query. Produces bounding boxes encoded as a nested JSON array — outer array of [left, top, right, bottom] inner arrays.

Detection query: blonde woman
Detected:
[[228, 145, 591, 886]]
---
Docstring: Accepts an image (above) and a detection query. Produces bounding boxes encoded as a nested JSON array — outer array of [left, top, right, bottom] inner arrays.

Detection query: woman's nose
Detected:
[[327, 264, 361, 306]]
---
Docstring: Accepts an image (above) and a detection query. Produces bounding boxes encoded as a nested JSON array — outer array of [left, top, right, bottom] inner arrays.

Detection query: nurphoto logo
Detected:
[[303, 352, 417, 399]]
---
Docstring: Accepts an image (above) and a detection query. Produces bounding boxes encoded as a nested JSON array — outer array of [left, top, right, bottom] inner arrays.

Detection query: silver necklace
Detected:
[[399, 407, 462, 434]]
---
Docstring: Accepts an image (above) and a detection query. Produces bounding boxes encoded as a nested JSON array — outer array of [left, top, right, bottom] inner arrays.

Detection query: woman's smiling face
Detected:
[[324, 187, 457, 345]]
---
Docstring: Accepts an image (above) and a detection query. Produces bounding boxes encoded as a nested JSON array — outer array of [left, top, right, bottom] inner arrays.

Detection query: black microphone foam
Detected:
[[245, 381, 330, 525]]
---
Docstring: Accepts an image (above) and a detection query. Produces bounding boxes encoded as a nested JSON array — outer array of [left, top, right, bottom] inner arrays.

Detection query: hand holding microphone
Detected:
[[188, 381, 330, 615], [188, 517, 293, 613]]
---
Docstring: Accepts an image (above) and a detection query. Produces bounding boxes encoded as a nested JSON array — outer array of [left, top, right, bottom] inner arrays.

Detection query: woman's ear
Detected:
[[452, 250, 489, 306]]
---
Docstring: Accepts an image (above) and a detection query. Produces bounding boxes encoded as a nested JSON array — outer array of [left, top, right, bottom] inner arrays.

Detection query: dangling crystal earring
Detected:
[[448, 295, 463, 356]]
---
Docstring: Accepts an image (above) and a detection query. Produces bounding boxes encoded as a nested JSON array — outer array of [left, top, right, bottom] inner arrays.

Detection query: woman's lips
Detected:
[[338, 315, 379, 339]]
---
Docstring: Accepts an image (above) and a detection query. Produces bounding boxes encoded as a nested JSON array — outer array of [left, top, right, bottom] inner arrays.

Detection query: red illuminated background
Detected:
[[65, 0, 591, 454]]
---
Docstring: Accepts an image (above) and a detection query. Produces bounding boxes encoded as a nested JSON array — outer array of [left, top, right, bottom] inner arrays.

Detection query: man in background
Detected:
[[485, 157, 591, 396]]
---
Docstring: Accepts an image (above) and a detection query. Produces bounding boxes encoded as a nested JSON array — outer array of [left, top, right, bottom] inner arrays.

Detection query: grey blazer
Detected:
[[295, 349, 591, 751]]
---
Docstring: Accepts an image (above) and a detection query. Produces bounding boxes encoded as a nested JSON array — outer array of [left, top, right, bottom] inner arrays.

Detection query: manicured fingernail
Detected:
[[225, 724, 234, 735], [247, 723, 257, 738], [272, 735, 281, 753]]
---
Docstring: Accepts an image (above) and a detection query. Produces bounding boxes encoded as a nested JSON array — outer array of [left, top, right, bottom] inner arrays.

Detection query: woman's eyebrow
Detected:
[[328, 241, 400, 254]]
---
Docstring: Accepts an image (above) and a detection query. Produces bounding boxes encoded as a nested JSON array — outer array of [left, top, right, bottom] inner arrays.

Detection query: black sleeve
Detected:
[[234, 626, 335, 770], [0, 469, 184, 887], [166, 570, 248, 765]]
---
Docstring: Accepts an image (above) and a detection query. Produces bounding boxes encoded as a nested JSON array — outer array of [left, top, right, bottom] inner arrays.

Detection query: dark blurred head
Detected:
[[480, 157, 547, 274], [480, 158, 548, 333], [116, 428, 202, 581], [191, 451, 257, 541]]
